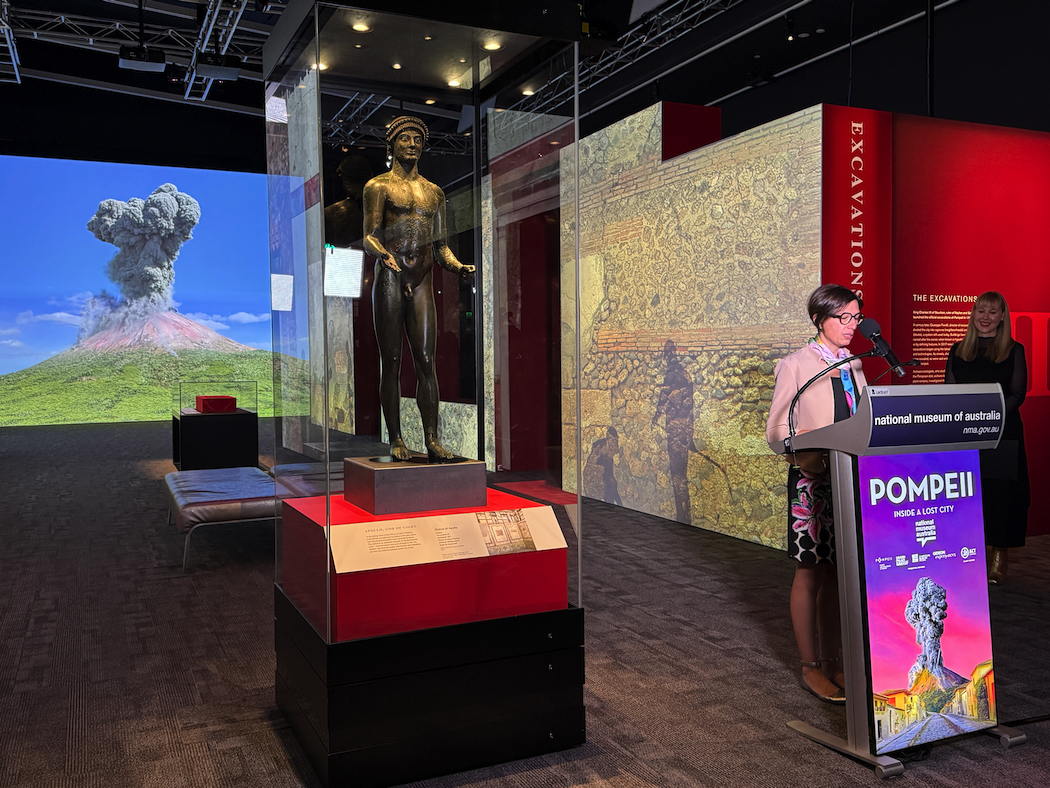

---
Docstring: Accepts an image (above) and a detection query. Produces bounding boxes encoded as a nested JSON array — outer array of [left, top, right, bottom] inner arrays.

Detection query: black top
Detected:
[[831, 376, 850, 423], [945, 337, 1030, 546], [945, 338, 1027, 439]]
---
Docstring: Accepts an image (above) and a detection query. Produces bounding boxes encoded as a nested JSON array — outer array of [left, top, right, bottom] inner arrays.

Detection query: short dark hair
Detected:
[[807, 284, 862, 330]]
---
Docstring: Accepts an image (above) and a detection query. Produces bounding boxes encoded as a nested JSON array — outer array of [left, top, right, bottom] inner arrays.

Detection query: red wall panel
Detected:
[[892, 114, 1050, 535]]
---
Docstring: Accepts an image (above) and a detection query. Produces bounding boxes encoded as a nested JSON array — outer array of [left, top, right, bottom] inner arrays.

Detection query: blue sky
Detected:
[[0, 155, 271, 374]]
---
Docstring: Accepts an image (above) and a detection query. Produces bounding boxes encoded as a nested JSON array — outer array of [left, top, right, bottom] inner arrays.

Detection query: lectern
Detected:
[[777, 383, 1026, 777]]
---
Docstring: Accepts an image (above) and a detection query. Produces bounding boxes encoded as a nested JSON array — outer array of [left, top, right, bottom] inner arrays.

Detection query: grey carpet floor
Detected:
[[1, 420, 1048, 787]]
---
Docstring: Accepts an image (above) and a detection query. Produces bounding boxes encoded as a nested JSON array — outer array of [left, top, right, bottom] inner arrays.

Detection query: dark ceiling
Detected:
[[3, 1, 947, 112], [0, 0, 999, 170]]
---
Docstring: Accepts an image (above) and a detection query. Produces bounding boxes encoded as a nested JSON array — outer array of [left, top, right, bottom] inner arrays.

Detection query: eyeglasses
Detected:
[[828, 312, 864, 325]]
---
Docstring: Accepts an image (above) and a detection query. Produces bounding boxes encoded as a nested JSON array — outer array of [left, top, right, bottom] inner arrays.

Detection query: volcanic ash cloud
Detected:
[[86, 183, 201, 309]]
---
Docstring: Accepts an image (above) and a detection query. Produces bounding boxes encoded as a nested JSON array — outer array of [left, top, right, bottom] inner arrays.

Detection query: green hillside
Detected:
[[0, 347, 301, 427]]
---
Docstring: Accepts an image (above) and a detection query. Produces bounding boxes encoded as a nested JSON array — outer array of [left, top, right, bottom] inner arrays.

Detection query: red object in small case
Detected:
[[195, 395, 237, 413]]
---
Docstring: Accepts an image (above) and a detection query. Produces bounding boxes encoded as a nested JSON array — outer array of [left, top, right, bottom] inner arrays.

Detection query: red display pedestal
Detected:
[[281, 489, 567, 642], [275, 490, 583, 787]]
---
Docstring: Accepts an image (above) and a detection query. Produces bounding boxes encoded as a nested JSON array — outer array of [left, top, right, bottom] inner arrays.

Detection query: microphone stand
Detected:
[[785, 350, 877, 451], [867, 358, 922, 386]]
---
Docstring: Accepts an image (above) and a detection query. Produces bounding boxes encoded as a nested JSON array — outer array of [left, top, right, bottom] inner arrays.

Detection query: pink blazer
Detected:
[[766, 344, 868, 453]]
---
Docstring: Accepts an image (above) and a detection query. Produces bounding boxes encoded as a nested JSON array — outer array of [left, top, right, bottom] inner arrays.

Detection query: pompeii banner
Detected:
[[857, 450, 996, 754]]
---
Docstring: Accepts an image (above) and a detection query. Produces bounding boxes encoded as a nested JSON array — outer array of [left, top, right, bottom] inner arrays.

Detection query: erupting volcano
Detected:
[[69, 182, 250, 355], [72, 309, 253, 354]]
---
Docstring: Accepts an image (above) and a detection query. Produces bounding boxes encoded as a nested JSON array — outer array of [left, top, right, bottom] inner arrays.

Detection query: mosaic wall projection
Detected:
[[561, 104, 823, 549]]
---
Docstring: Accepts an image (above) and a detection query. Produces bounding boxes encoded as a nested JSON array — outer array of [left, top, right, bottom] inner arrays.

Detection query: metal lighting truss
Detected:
[[1, 0, 20, 83], [6, 0, 755, 132], [184, 0, 248, 101], [328, 122, 473, 156], [323, 92, 392, 150], [505, 0, 745, 127], [321, 91, 471, 155], [6, 2, 267, 71], [582, 0, 746, 92]]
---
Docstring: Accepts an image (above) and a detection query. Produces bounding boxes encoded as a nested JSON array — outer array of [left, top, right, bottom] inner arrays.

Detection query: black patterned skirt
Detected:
[[786, 464, 835, 564]]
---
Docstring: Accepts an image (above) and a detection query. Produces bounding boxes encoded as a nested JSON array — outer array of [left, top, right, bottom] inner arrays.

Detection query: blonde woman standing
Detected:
[[945, 291, 1030, 584]]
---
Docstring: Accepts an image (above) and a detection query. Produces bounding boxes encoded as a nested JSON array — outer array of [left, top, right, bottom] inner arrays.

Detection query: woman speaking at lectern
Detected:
[[766, 284, 867, 704], [944, 291, 1029, 585]]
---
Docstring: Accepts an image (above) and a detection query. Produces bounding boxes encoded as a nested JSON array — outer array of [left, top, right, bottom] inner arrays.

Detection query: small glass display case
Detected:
[[172, 380, 259, 470]]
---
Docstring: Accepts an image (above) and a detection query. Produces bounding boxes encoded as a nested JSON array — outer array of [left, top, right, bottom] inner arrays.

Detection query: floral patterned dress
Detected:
[[787, 377, 850, 563]]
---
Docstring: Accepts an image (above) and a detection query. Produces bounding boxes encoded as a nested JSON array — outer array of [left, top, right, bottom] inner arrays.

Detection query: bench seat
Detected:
[[163, 467, 276, 570]]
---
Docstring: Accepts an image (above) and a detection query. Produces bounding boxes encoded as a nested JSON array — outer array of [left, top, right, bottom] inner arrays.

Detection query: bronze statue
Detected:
[[363, 116, 475, 462]]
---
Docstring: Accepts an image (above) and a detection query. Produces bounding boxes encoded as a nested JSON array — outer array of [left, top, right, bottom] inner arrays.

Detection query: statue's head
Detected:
[[386, 116, 429, 160]]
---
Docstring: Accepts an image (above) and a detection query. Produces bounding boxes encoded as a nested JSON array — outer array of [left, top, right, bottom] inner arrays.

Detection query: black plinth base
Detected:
[[342, 455, 487, 515], [274, 586, 585, 787], [172, 408, 258, 470]]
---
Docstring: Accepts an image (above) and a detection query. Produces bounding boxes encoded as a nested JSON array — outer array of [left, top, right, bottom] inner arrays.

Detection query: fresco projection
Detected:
[[561, 104, 823, 548]]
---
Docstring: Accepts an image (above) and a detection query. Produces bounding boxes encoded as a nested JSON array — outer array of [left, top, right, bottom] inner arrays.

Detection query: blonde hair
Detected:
[[957, 290, 1014, 363]]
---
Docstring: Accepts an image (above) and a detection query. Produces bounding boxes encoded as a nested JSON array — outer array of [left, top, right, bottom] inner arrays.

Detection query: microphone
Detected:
[[859, 318, 905, 377]]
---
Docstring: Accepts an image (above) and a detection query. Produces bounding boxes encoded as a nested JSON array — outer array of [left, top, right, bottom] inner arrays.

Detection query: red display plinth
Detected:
[[281, 489, 567, 642], [195, 395, 237, 413]]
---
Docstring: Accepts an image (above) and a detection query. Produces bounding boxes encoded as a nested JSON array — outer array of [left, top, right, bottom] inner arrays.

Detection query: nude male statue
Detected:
[[362, 116, 475, 462]]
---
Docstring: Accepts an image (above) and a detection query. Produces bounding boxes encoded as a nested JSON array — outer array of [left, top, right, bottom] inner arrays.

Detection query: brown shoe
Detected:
[[801, 661, 845, 704], [988, 547, 1007, 585]]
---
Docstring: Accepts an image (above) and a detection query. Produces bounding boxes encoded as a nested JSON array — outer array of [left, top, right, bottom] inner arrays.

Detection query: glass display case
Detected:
[[171, 380, 259, 470], [265, 3, 583, 783]]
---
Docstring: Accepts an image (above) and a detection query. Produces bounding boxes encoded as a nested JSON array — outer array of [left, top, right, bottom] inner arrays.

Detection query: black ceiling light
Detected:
[[163, 63, 188, 85], [196, 53, 242, 81], [118, 0, 166, 72], [785, 15, 795, 42]]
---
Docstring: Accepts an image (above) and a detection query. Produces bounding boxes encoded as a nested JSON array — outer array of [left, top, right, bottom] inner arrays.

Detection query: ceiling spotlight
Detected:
[[163, 63, 186, 84], [424, 99, 436, 105], [522, 88, 534, 96], [816, 28, 826, 34], [448, 78, 460, 87], [459, 58, 466, 63], [312, 63, 328, 70], [483, 42, 501, 51], [354, 44, 364, 49], [550, 140, 560, 146], [785, 15, 794, 42], [392, 63, 402, 70], [798, 31, 810, 39], [424, 35, 433, 41], [352, 22, 371, 33]]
